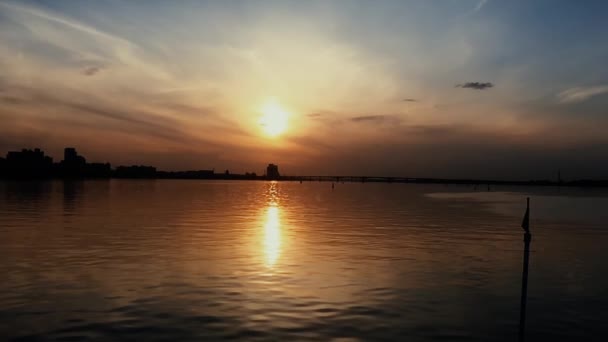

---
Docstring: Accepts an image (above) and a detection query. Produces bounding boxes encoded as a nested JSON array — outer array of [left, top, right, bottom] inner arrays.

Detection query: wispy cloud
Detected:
[[557, 85, 608, 104], [350, 115, 401, 125], [351, 115, 386, 122], [0, 0, 172, 82], [456, 82, 494, 90], [0, 95, 24, 105], [403, 98, 417, 102], [473, 0, 488, 12], [0, 1, 136, 49], [82, 66, 103, 76]]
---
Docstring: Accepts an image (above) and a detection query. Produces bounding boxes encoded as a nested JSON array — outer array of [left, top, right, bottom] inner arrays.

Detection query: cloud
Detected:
[[456, 82, 494, 90], [307, 110, 341, 121], [0, 1, 136, 49], [155, 86, 200, 94], [557, 85, 608, 104], [83, 66, 103, 76], [286, 135, 333, 150], [473, 0, 488, 12], [351, 115, 386, 122], [0, 95, 24, 105], [0, 84, 190, 143], [0, 0, 166, 81], [406, 125, 457, 136], [350, 115, 401, 125], [402, 98, 417, 102]]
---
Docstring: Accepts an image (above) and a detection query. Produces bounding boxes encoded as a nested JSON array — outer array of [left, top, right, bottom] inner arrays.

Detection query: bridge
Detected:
[[281, 175, 505, 185], [275, 175, 602, 187]]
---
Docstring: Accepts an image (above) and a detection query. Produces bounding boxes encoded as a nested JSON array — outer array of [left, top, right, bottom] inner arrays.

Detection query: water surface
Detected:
[[1, 180, 607, 341]]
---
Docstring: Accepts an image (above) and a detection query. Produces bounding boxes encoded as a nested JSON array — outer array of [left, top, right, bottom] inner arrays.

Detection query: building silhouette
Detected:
[[4, 148, 53, 178], [0, 147, 113, 179], [64, 148, 86, 164], [57, 147, 112, 178], [114, 165, 157, 178], [1, 145, 608, 186], [266, 163, 280, 180], [61, 147, 87, 177], [86, 163, 112, 178], [157, 169, 214, 179]]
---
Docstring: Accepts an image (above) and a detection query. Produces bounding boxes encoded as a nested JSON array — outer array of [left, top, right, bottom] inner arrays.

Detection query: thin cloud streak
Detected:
[[0, 0, 174, 84], [473, 0, 488, 12], [350, 115, 390, 123], [456, 82, 494, 90], [0, 1, 137, 49], [82, 66, 103, 76], [557, 85, 608, 104]]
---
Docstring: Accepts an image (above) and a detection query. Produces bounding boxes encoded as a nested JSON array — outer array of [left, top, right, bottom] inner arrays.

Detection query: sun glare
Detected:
[[259, 99, 289, 137]]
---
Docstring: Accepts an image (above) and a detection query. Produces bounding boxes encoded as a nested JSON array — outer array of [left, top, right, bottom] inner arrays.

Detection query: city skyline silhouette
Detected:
[[2, 145, 607, 187]]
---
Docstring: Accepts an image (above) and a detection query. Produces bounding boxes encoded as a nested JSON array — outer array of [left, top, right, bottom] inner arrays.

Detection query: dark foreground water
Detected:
[[1, 180, 608, 341]]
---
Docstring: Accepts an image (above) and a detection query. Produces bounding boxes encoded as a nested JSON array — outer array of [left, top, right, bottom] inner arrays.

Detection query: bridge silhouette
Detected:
[[279, 175, 565, 186], [275, 175, 608, 187]]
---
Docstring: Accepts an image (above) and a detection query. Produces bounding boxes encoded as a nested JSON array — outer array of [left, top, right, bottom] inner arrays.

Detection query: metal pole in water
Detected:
[[519, 197, 531, 342]]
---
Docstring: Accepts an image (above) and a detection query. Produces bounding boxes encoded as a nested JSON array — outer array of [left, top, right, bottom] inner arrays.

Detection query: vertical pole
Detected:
[[519, 198, 531, 342]]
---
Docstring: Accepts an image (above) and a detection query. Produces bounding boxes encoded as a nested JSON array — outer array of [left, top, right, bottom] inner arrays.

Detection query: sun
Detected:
[[259, 99, 289, 137]]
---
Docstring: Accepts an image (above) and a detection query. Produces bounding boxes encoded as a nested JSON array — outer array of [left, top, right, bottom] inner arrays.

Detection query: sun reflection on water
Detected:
[[264, 205, 281, 267], [263, 181, 282, 267]]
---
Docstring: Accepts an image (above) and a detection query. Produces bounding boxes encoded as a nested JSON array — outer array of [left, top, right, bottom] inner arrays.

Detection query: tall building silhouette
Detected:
[[64, 147, 86, 165], [266, 163, 280, 180], [61, 147, 87, 177]]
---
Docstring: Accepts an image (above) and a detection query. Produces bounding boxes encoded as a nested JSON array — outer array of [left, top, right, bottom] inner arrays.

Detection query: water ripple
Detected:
[[1, 181, 607, 340]]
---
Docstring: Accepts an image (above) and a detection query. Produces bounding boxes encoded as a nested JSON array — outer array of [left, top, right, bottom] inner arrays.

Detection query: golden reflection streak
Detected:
[[263, 205, 281, 267], [263, 181, 282, 267]]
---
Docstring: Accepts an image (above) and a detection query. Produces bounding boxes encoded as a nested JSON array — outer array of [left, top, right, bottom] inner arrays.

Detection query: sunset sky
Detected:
[[1, 0, 608, 179]]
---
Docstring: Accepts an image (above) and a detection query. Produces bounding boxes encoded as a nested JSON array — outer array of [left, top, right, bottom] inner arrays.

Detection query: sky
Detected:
[[1, 0, 608, 179]]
